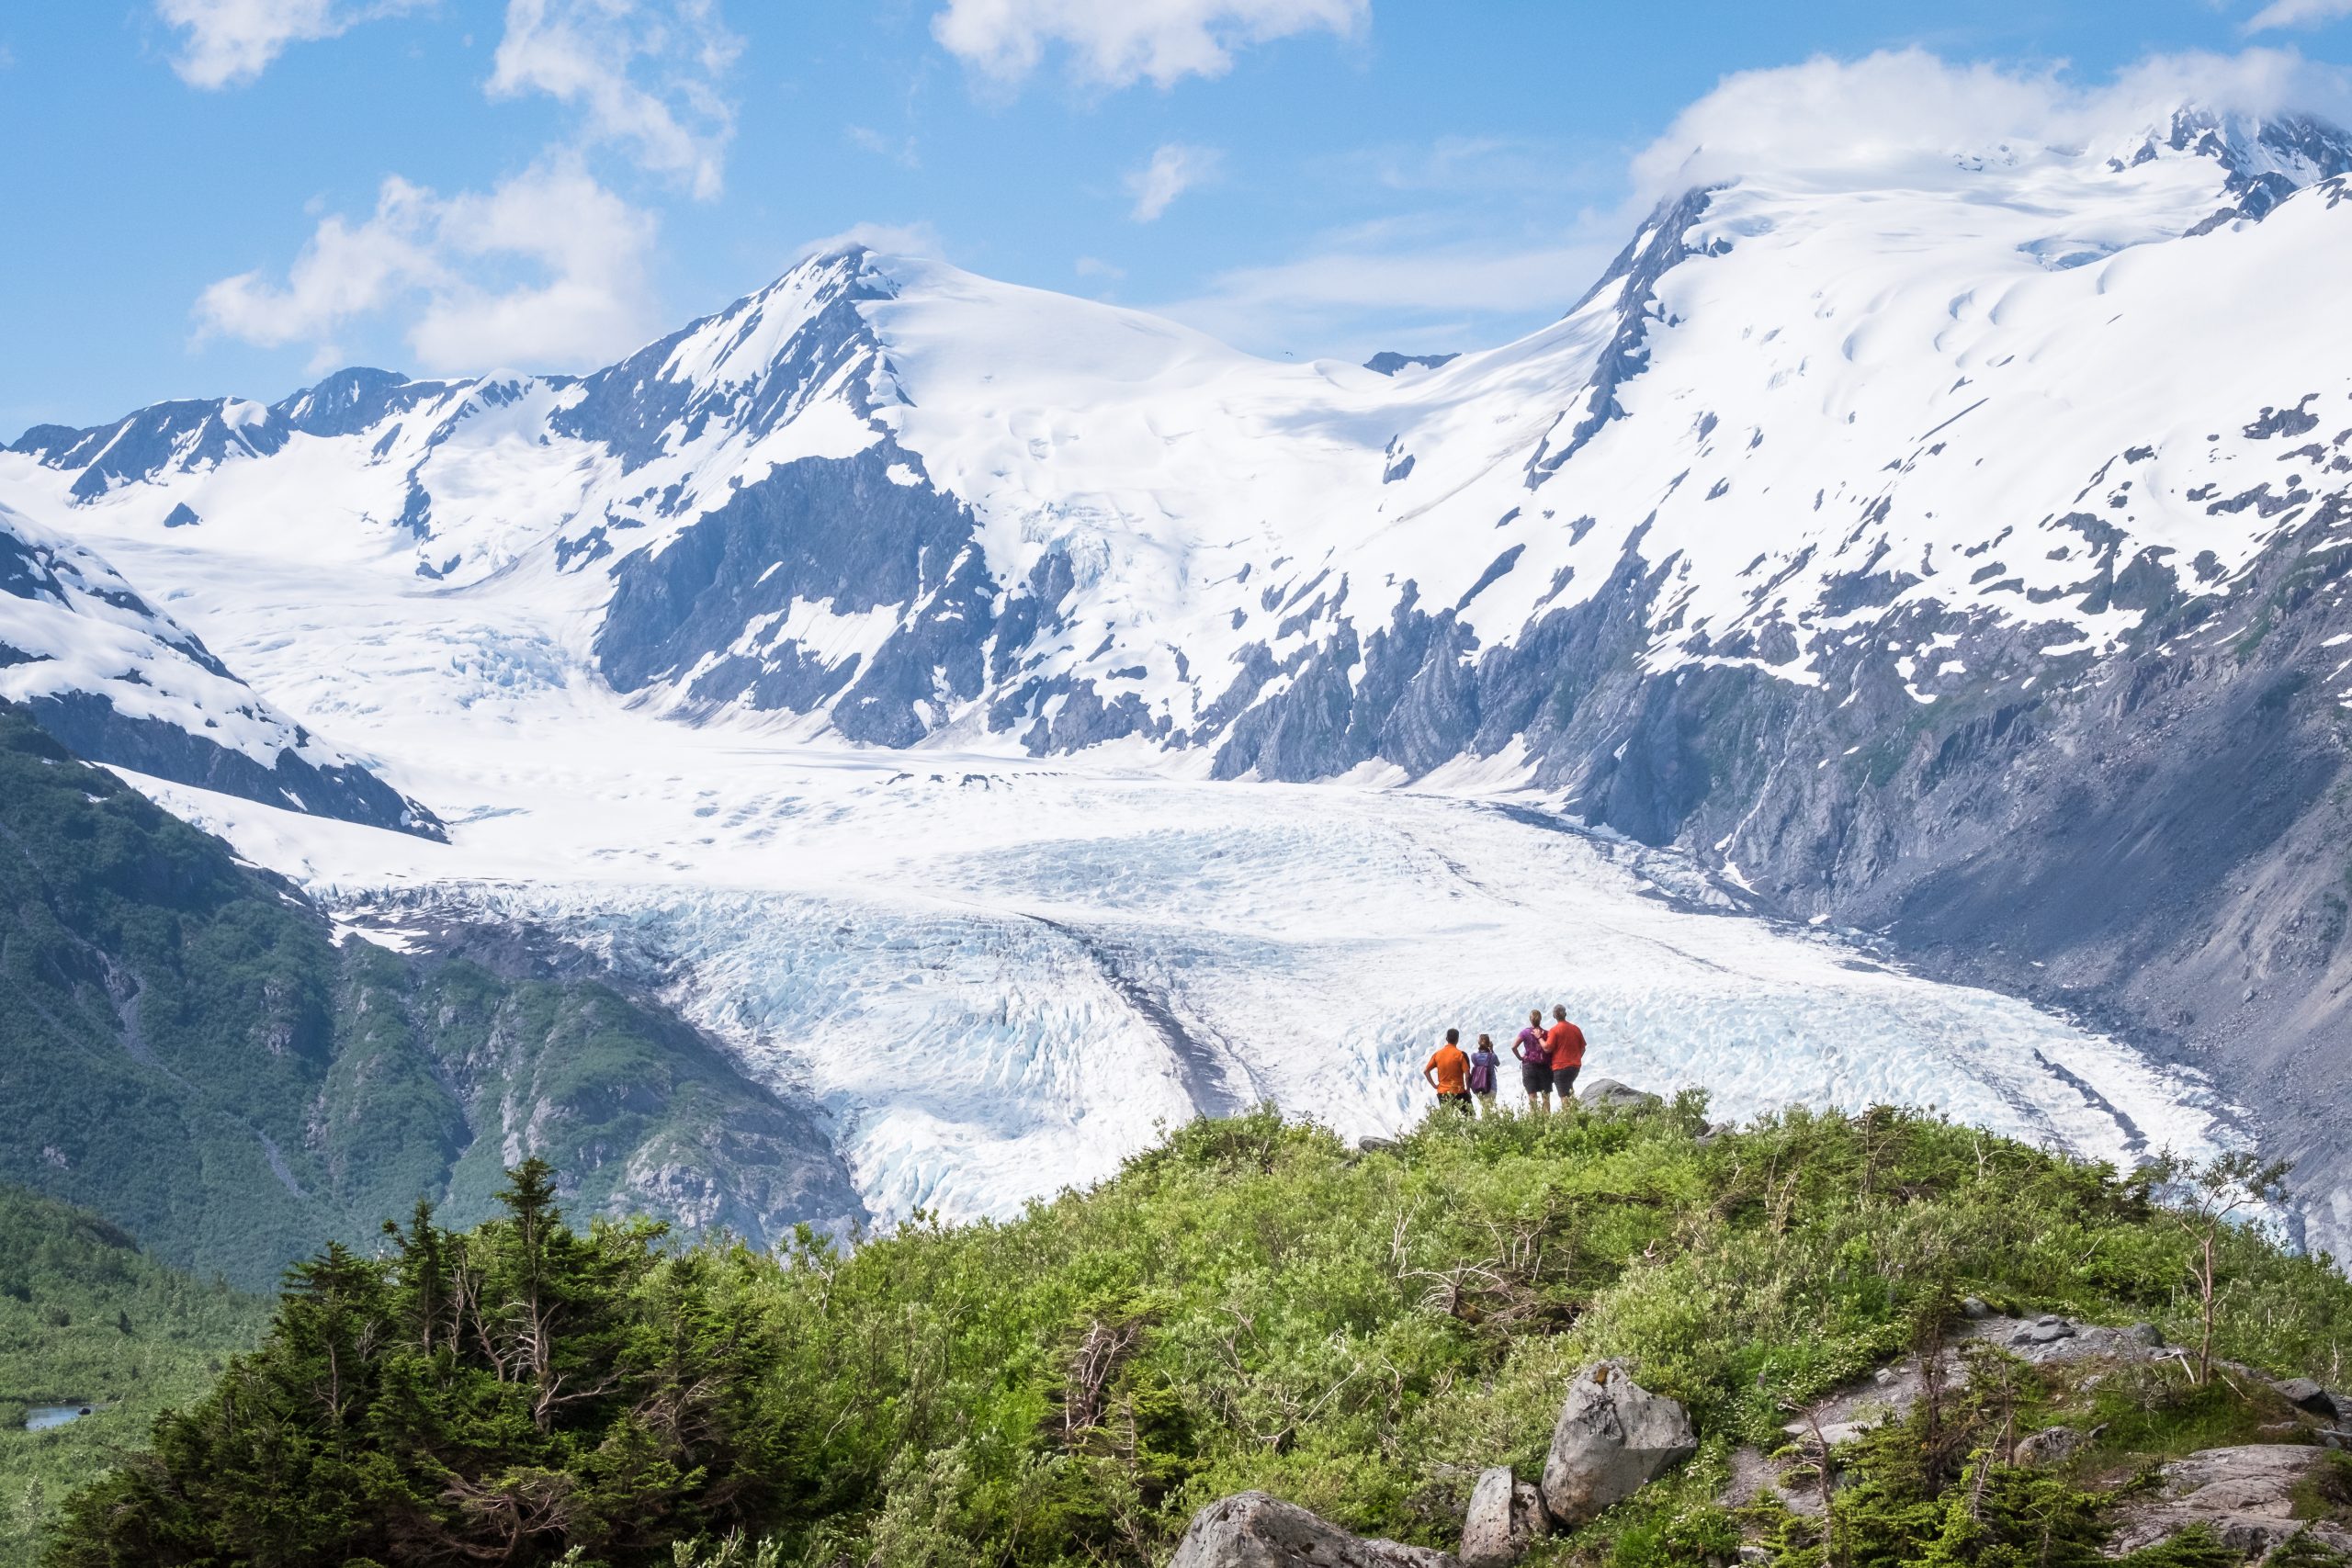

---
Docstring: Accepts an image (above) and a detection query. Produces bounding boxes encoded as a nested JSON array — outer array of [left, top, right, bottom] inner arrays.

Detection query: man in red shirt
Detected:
[[1545, 1006, 1588, 1102], [1423, 1027, 1473, 1114]]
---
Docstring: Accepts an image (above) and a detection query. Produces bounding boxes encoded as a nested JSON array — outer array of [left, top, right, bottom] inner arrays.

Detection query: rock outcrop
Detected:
[[1458, 1466, 1546, 1568], [2107, 1445, 2352, 1559], [1170, 1492, 1456, 1568], [1541, 1361, 1698, 1528]]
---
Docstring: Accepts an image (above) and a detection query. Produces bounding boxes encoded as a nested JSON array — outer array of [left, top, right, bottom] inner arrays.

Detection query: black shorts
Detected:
[[1553, 1066, 1580, 1098], [1439, 1090, 1474, 1112], [1521, 1061, 1553, 1094]]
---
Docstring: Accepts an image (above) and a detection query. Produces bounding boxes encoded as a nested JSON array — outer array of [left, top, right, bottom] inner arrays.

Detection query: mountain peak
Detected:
[[2105, 104, 2352, 227]]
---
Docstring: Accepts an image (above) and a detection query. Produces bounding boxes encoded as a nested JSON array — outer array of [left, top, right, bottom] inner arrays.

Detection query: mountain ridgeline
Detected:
[[6, 107, 2352, 1241], [0, 704, 860, 1289]]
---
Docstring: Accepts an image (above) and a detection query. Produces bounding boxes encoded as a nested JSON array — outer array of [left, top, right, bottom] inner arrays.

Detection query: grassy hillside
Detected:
[[0, 703, 857, 1289], [0, 1185, 268, 1562], [39, 1099, 2352, 1566]]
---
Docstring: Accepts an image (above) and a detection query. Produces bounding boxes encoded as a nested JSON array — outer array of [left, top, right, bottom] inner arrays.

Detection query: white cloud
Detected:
[[792, 221, 946, 262], [1154, 223, 1617, 357], [1125, 142, 1220, 221], [1631, 46, 2352, 197], [488, 0, 741, 198], [931, 0, 1365, 89], [2245, 0, 2352, 31], [155, 0, 426, 89], [1074, 254, 1125, 280], [194, 160, 660, 374]]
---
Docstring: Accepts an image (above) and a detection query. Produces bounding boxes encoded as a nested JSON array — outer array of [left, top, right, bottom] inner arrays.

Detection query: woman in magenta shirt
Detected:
[[1512, 1008, 1553, 1111]]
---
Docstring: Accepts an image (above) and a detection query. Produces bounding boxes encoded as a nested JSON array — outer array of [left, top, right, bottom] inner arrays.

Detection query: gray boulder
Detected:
[[1459, 1466, 1546, 1568], [2274, 1376, 2340, 1416], [1576, 1079, 1662, 1111], [1541, 1361, 1699, 1528], [1170, 1492, 1457, 1568], [2013, 1425, 2088, 1467]]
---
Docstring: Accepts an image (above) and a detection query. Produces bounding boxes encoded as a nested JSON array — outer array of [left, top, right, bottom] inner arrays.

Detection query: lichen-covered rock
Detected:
[[1170, 1491, 1457, 1568], [1459, 1466, 1546, 1568], [1541, 1361, 1698, 1528]]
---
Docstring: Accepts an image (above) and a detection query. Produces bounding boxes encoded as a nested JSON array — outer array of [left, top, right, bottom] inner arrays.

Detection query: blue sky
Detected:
[[5, 0, 2351, 434]]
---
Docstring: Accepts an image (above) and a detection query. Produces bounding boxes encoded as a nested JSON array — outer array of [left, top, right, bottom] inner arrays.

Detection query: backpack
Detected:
[[1467, 1051, 1496, 1093]]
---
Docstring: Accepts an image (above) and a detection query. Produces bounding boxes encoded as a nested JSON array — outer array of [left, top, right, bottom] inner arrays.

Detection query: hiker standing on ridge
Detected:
[[1545, 1005, 1588, 1102], [1424, 1028, 1473, 1115], [1513, 1008, 1552, 1112], [1467, 1033, 1501, 1117]]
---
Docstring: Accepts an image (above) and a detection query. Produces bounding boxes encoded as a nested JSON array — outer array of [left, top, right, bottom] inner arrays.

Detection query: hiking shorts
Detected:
[[1439, 1090, 1474, 1112], [1553, 1066, 1580, 1099], [1521, 1061, 1553, 1095]]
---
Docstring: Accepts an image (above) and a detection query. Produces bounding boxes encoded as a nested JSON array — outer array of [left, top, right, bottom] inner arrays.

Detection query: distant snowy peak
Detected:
[[8, 366, 495, 503], [14, 397, 287, 502], [0, 502, 441, 836], [554, 248, 897, 473], [2109, 107, 2352, 228], [6, 102, 2352, 789]]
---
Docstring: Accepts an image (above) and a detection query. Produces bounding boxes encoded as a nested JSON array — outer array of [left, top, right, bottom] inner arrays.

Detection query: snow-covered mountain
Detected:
[[7, 102, 2352, 1242], [0, 502, 439, 835]]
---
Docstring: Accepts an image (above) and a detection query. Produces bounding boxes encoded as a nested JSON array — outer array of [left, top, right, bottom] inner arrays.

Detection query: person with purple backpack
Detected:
[[1467, 1033, 1502, 1116]]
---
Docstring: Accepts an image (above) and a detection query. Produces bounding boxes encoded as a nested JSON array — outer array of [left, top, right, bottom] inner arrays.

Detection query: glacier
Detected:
[[129, 715, 2243, 1234]]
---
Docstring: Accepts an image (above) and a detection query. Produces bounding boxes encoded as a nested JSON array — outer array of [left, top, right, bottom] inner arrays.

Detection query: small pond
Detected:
[[23, 1404, 95, 1431]]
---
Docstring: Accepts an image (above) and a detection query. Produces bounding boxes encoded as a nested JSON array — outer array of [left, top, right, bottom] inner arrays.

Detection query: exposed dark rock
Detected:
[[23, 692, 443, 840], [1364, 352, 1460, 377]]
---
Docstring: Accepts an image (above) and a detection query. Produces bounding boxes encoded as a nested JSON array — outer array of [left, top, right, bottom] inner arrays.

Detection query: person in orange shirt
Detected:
[[1545, 1005, 1588, 1102], [1423, 1027, 1473, 1113]]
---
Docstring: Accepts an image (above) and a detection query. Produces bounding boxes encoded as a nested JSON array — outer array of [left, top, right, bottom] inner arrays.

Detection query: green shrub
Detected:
[[40, 1100, 2352, 1565]]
